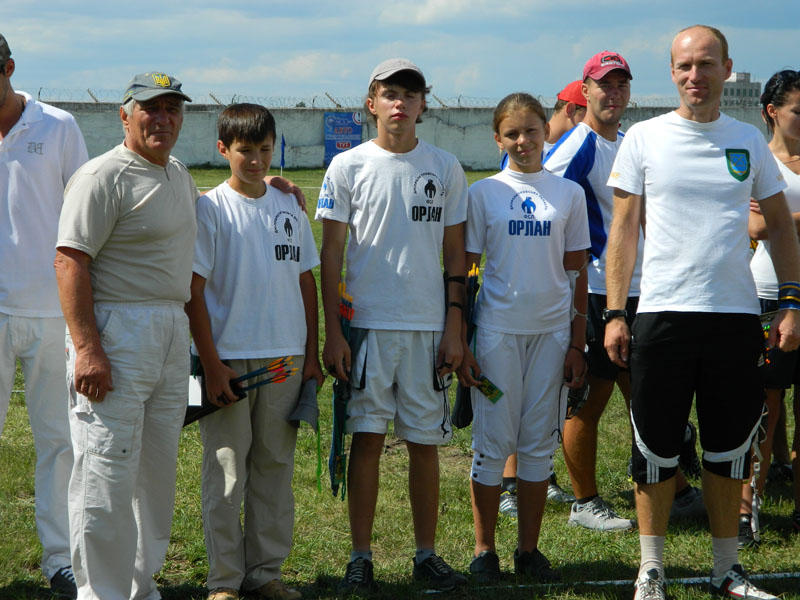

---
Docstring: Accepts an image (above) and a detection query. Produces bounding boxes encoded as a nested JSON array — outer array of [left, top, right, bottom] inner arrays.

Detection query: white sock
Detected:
[[639, 535, 665, 579], [711, 537, 738, 579]]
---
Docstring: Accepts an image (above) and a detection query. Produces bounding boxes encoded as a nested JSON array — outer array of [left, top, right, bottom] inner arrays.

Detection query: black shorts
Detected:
[[760, 299, 800, 390], [586, 294, 639, 380], [629, 312, 764, 483]]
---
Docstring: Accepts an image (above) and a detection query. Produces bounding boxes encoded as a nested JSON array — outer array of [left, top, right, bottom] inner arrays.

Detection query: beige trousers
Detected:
[[200, 356, 303, 591]]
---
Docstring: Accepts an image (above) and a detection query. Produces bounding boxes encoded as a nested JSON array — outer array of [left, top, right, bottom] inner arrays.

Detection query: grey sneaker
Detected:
[[709, 564, 777, 599], [547, 474, 575, 503], [50, 566, 77, 599], [568, 496, 634, 531], [498, 490, 518, 518], [634, 568, 667, 600], [669, 486, 706, 520]]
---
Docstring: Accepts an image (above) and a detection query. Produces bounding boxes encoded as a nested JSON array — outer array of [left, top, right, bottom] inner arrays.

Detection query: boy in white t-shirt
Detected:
[[186, 104, 323, 600], [315, 59, 468, 594]]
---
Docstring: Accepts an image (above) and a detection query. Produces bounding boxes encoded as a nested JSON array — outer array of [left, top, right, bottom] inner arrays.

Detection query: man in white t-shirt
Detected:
[[54, 72, 197, 600], [316, 58, 467, 594], [0, 33, 88, 599], [604, 25, 800, 600]]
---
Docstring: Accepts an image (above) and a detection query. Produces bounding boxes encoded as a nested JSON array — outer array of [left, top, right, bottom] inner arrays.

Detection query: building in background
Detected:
[[723, 72, 761, 107]]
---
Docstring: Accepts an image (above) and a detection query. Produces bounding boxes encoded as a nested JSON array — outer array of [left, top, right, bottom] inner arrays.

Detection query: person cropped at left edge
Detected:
[[0, 32, 88, 600], [54, 72, 197, 600], [185, 103, 324, 600]]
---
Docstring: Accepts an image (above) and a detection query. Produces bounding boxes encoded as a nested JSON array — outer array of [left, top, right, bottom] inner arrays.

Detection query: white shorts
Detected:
[[471, 326, 570, 481], [346, 329, 453, 445]]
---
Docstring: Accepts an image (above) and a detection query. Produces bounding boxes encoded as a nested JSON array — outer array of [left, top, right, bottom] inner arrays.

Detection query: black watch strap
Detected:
[[602, 308, 628, 322]]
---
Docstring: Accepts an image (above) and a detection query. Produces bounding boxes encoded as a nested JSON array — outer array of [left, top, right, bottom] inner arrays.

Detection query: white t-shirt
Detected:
[[315, 139, 468, 330], [0, 93, 88, 317], [544, 122, 643, 295], [192, 181, 319, 359], [750, 160, 800, 299], [58, 144, 198, 304], [466, 168, 590, 334], [609, 111, 787, 314]]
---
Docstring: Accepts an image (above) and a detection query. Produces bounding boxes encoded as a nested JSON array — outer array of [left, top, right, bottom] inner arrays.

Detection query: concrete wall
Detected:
[[56, 102, 767, 171]]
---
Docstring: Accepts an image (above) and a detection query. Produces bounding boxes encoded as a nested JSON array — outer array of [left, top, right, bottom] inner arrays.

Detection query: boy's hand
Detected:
[[266, 176, 306, 211], [322, 331, 351, 381], [203, 359, 241, 407], [303, 354, 326, 387], [437, 327, 463, 376], [457, 346, 481, 387]]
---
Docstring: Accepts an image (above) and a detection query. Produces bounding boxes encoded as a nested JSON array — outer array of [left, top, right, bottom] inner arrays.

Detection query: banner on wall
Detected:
[[324, 111, 363, 166]]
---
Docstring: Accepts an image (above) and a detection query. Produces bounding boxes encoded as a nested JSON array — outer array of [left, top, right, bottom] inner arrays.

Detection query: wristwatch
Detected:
[[602, 308, 628, 322]]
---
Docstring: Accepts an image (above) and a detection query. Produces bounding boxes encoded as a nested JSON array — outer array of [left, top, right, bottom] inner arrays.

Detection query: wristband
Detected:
[[568, 345, 585, 355], [779, 282, 800, 311], [448, 301, 464, 311], [447, 276, 466, 285]]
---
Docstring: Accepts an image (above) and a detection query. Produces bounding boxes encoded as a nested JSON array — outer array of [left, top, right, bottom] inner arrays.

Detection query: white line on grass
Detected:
[[422, 571, 800, 593]]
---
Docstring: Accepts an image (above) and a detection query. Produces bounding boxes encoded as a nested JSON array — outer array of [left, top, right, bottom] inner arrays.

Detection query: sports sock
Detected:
[[638, 534, 665, 579], [415, 548, 436, 564], [350, 549, 373, 563], [711, 536, 738, 578], [502, 477, 517, 494], [576, 494, 599, 505]]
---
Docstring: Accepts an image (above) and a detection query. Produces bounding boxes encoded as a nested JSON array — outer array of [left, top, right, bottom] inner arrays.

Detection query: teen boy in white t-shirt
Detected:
[[186, 104, 323, 600], [315, 59, 468, 594]]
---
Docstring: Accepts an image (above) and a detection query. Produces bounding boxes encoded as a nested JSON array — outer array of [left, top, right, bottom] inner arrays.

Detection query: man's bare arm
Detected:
[[604, 189, 643, 367], [54, 247, 114, 401]]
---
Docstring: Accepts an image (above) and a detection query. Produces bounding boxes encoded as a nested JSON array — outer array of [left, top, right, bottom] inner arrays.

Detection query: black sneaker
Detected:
[[738, 514, 758, 550], [337, 557, 377, 596], [513, 548, 560, 582], [50, 566, 77, 599], [469, 550, 501, 583], [791, 509, 800, 534], [766, 461, 793, 485], [679, 422, 702, 480], [412, 554, 467, 591]]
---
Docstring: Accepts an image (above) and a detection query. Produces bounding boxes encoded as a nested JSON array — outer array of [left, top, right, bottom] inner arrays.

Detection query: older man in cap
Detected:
[[0, 32, 87, 598], [54, 72, 197, 600]]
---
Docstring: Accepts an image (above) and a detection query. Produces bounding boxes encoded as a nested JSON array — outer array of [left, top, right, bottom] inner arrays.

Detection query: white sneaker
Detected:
[[669, 485, 706, 520], [568, 496, 635, 531], [634, 568, 667, 600], [547, 480, 576, 503], [498, 490, 518, 518], [709, 564, 777, 599]]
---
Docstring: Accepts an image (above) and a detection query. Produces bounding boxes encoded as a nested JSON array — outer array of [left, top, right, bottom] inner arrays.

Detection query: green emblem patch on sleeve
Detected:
[[725, 149, 750, 182]]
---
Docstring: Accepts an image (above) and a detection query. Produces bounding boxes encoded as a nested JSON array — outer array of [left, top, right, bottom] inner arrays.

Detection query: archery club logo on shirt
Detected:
[[725, 149, 750, 182], [508, 189, 551, 237], [273, 210, 300, 262], [411, 171, 445, 222], [317, 176, 335, 210]]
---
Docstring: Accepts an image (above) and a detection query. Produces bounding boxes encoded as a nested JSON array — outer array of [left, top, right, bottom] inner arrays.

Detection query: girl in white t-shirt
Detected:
[[743, 69, 800, 543], [458, 93, 590, 581]]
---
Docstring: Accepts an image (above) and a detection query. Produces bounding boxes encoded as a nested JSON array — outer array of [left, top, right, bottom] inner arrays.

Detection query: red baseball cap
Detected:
[[556, 80, 587, 107], [583, 51, 632, 81]]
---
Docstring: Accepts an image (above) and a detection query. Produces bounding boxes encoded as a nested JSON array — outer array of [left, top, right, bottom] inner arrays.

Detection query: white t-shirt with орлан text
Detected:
[[315, 139, 468, 331], [466, 168, 589, 334]]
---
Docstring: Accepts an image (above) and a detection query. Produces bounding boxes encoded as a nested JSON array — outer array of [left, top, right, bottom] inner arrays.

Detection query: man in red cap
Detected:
[[544, 80, 587, 155]]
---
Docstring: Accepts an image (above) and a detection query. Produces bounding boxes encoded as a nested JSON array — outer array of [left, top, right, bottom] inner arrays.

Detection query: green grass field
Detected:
[[1, 168, 799, 599]]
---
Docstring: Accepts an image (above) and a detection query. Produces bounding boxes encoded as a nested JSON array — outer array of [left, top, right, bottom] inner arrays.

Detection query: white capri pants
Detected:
[[67, 302, 189, 600], [470, 326, 569, 484]]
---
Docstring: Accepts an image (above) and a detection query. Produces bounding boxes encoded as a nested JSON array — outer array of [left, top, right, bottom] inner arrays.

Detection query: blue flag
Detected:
[[280, 134, 285, 168]]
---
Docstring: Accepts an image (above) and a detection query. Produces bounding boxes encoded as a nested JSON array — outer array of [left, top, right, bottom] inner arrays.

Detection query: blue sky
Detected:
[[4, 0, 799, 104]]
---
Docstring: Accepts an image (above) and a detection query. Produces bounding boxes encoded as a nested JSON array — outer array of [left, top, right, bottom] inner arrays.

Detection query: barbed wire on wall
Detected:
[[30, 87, 686, 109]]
